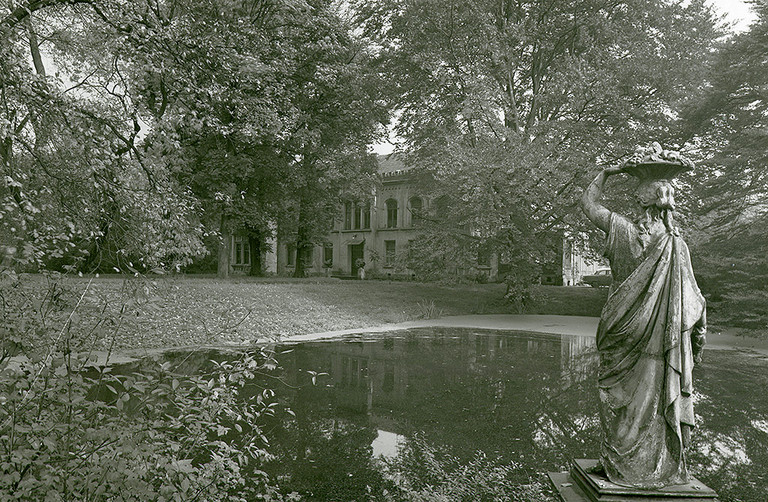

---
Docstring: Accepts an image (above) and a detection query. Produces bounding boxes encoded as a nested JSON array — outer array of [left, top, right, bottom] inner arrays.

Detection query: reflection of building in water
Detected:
[[278, 329, 597, 456], [560, 334, 597, 387]]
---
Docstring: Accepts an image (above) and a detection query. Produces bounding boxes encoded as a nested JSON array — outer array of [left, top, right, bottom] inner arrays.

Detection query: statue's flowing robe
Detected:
[[597, 213, 706, 488]]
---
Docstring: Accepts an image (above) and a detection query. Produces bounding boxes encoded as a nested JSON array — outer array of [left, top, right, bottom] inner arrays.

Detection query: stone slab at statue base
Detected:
[[548, 459, 718, 502]]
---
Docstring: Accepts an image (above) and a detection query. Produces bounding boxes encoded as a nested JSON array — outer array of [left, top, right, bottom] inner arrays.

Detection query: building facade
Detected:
[[277, 154, 438, 278], [259, 154, 600, 285], [561, 235, 606, 286]]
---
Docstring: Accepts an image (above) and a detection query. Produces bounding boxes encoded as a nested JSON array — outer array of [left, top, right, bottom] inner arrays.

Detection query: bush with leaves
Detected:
[[0, 273, 297, 501]]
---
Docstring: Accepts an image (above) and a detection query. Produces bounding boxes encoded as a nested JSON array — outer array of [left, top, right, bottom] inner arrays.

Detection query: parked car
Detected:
[[582, 269, 612, 288]]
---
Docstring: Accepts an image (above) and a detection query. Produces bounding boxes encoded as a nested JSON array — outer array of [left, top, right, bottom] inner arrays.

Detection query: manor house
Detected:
[[275, 154, 474, 279], [229, 154, 601, 284]]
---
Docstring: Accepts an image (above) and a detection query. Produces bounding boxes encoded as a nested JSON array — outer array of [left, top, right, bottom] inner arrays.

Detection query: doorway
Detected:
[[349, 243, 364, 276]]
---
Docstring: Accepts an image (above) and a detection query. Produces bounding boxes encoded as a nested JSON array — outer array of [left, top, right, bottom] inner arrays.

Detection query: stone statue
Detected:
[[581, 143, 707, 489]]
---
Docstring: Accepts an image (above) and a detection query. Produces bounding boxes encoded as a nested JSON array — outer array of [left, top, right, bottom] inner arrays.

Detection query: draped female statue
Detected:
[[581, 143, 707, 489]]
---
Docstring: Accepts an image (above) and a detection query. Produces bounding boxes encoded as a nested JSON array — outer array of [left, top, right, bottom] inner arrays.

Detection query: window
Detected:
[[362, 202, 371, 229], [323, 244, 333, 267], [383, 365, 395, 393], [344, 201, 352, 230], [386, 199, 398, 228], [344, 201, 371, 230], [232, 236, 250, 265], [353, 203, 362, 229], [385, 240, 396, 266], [286, 243, 295, 267], [477, 244, 491, 267], [408, 197, 423, 226]]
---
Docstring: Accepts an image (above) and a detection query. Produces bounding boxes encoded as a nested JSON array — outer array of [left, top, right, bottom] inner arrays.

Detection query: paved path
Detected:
[[285, 314, 768, 356], [284, 315, 599, 341]]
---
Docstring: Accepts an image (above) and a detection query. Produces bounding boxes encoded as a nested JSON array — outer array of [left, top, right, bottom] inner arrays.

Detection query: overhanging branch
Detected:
[[2, 0, 92, 29]]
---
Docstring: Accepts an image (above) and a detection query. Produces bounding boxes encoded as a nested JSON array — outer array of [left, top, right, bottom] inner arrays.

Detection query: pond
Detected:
[[134, 328, 768, 501]]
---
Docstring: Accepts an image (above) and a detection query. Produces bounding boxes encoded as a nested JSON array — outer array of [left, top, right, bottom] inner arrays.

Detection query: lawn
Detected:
[[56, 275, 609, 351]]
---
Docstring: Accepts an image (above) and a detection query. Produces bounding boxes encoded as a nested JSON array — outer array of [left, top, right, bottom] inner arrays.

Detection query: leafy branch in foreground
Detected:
[[0, 274, 298, 501]]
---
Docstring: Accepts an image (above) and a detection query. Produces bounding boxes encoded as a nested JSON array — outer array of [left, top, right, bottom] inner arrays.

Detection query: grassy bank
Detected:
[[51, 275, 607, 351]]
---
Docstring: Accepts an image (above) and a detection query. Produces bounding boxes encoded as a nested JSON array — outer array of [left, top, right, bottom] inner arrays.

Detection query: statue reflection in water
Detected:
[[581, 143, 707, 488]]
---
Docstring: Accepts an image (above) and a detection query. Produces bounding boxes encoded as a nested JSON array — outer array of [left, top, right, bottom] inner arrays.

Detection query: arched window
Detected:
[[344, 200, 371, 230], [386, 199, 398, 228], [408, 197, 423, 226]]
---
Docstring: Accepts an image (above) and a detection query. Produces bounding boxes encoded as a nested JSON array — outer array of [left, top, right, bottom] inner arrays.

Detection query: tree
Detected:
[[41, 0, 310, 277], [275, 1, 386, 278], [1, 3, 208, 273], [678, 1, 768, 233], [355, 0, 721, 283], [676, 1, 768, 329], [62, 0, 386, 278]]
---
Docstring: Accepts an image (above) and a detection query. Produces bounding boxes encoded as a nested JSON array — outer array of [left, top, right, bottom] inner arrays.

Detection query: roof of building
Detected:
[[377, 153, 413, 178]]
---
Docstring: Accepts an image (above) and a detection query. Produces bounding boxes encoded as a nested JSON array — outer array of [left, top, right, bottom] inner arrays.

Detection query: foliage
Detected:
[[403, 222, 484, 282], [0, 2, 209, 274], [503, 264, 540, 314], [678, 1, 768, 231], [415, 299, 445, 320], [674, 3, 768, 332], [0, 274, 295, 501], [691, 232, 768, 332], [1, 0, 387, 277], [277, 23, 386, 277], [355, 0, 721, 281]]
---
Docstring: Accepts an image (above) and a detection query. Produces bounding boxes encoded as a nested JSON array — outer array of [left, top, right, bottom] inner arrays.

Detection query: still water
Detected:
[[156, 328, 768, 501]]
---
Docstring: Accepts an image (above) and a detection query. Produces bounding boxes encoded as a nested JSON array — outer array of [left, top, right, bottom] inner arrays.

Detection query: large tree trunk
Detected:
[[248, 232, 262, 276], [217, 214, 230, 278], [27, 15, 51, 154]]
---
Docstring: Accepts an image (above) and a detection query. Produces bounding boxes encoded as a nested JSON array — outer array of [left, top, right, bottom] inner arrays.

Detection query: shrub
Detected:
[[504, 266, 540, 314], [0, 273, 295, 501]]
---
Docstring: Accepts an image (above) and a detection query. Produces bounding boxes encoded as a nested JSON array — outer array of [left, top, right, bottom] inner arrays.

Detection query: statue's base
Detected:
[[548, 459, 718, 502]]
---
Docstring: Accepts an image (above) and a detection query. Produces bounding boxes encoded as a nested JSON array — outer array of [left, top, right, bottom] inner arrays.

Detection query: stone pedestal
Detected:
[[548, 459, 718, 502]]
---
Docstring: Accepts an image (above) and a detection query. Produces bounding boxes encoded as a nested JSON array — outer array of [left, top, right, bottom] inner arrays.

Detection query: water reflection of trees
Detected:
[[689, 350, 768, 501], [259, 329, 604, 499], [150, 329, 768, 501]]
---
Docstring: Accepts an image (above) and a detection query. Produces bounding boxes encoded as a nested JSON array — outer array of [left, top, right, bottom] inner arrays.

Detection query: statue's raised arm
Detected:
[[581, 165, 624, 234]]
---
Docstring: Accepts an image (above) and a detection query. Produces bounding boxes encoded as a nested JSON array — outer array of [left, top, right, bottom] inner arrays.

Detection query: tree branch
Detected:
[[2, 0, 92, 29]]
